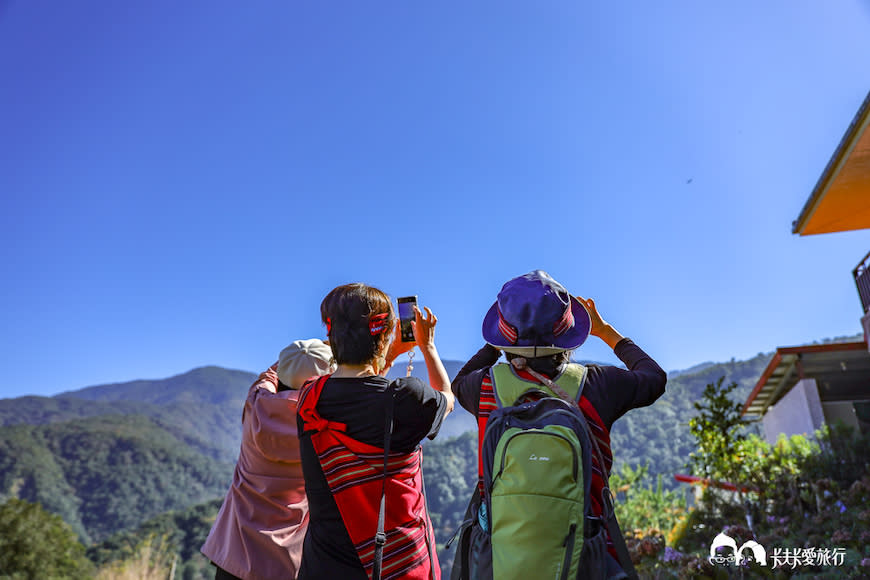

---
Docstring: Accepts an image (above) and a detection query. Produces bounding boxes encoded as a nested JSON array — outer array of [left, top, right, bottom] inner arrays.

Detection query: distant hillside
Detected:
[[0, 360, 480, 548], [6, 352, 773, 491], [0, 367, 257, 463], [0, 414, 232, 543], [609, 351, 772, 488], [668, 361, 716, 378], [57, 366, 256, 407], [385, 357, 466, 384], [2, 341, 846, 560], [0, 395, 149, 427], [387, 358, 476, 438]]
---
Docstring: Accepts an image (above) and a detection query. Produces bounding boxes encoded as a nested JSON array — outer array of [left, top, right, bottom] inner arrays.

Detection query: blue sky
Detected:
[[2, 1, 869, 398]]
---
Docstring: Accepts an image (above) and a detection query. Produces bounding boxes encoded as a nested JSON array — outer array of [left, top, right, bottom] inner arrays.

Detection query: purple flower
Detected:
[[766, 515, 776, 524], [663, 547, 684, 563]]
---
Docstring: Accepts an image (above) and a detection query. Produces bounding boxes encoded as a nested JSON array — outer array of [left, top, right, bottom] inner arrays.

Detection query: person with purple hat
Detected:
[[450, 270, 666, 580]]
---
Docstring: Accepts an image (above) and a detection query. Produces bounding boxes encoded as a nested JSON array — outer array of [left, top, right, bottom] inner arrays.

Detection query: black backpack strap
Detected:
[[373, 383, 395, 580], [576, 396, 638, 579], [574, 363, 587, 402], [448, 488, 481, 580], [603, 497, 637, 580], [566, 366, 638, 579]]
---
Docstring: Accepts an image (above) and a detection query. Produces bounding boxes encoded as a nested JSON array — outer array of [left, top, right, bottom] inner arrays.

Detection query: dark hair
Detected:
[[321, 283, 395, 366], [505, 350, 572, 377]]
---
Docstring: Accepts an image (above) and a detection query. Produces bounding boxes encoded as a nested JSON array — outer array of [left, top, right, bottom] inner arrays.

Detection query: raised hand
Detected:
[[576, 296, 607, 337], [383, 318, 415, 373], [411, 306, 454, 414], [411, 306, 437, 349], [575, 296, 625, 349]]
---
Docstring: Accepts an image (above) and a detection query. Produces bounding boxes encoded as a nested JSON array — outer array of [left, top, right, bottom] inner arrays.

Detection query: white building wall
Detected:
[[822, 401, 861, 433], [861, 312, 870, 350], [761, 378, 825, 444]]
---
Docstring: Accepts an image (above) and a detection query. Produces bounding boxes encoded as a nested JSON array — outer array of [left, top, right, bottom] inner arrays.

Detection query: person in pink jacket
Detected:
[[201, 339, 335, 580]]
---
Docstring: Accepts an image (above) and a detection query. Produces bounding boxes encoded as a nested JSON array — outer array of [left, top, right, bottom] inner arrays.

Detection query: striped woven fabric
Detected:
[[317, 445, 420, 494], [299, 376, 438, 580], [577, 398, 615, 548], [355, 519, 432, 580], [476, 374, 498, 496], [579, 398, 618, 556]]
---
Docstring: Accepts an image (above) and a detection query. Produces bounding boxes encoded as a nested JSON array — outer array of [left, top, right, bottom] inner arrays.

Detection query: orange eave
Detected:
[[793, 90, 870, 236], [741, 341, 868, 416]]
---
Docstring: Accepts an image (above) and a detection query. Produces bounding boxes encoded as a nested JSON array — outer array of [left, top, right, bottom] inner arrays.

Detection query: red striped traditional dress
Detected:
[[298, 375, 439, 580]]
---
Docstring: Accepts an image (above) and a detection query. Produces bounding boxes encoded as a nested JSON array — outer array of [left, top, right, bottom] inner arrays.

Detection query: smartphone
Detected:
[[397, 296, 418, 342]]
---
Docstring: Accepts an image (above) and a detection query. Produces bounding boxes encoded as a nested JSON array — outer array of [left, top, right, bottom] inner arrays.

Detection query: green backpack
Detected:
[[449, 363, 636, 580]]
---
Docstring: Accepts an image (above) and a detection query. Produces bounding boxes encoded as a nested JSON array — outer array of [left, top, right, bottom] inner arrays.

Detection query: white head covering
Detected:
[[277, 339, 335, 389]]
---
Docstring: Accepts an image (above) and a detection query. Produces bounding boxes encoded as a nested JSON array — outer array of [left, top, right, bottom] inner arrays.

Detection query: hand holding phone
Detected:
[[397, 296, 418, 342]]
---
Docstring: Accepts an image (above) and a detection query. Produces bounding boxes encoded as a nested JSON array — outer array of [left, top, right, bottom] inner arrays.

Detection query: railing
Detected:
[[854, 250, 870, 314]]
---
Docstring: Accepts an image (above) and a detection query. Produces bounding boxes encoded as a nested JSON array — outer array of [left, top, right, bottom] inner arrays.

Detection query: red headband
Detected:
[[369, 313, 390, 335], [325, 314, 390, 336]]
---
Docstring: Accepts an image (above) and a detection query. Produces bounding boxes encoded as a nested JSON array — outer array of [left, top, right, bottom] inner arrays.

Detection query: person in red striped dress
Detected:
[[297, 283, 455, 580]]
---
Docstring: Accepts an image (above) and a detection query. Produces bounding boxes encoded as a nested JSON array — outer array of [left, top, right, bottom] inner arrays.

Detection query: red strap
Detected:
[[298, 375, 347, 433], [476, 374, 497, 496]]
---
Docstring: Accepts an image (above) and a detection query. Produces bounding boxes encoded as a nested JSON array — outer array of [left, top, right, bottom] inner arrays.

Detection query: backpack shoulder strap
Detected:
[[491, 362, 587, 407], [568, 369, 637, 580], [560, 363, 587, 401], [372, 383, 395, 580]]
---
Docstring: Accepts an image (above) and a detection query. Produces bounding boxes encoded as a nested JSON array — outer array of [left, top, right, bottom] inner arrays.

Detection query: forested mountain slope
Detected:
[[609, 352, 771, 487], [4, 337, 859, 570], [0, 414, 232, 543]]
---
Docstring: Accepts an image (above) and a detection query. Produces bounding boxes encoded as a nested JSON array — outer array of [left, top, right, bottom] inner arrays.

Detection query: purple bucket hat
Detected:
[[482, 270, 591, 356]]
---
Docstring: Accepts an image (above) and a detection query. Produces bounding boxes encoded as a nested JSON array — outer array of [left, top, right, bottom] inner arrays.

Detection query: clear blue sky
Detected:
[[2, 1, 869, 398]]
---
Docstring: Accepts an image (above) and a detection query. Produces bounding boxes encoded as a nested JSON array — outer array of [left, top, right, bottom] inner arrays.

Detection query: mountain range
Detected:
[[0, 337, 859, 573]]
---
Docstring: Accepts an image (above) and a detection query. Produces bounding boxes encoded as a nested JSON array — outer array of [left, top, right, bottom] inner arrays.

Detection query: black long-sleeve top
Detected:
[[451, 338, 667, 432]]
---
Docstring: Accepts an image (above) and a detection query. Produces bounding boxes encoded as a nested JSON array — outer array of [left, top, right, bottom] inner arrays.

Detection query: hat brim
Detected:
[[482, 295, 591, 352]]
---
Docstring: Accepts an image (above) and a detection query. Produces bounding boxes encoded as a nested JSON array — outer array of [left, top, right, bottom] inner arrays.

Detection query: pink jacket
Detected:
[[201, 365, 308, 580]]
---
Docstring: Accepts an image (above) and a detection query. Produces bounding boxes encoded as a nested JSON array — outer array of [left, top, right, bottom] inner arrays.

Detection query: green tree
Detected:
[[0, 498, 93, 580], [611, 463, 684, 535], [687, 376, 747, 485]]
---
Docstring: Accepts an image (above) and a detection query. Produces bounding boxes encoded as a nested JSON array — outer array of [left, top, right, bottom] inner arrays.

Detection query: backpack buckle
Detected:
[[375, 532, 387, 546], [585, 515, 604, 538], [601, 486, 615, 518]]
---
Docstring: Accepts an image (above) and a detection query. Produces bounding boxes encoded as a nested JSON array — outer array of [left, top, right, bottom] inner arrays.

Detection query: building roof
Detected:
[[742, 341, 870, 417], [793, 90, 870, 236]]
